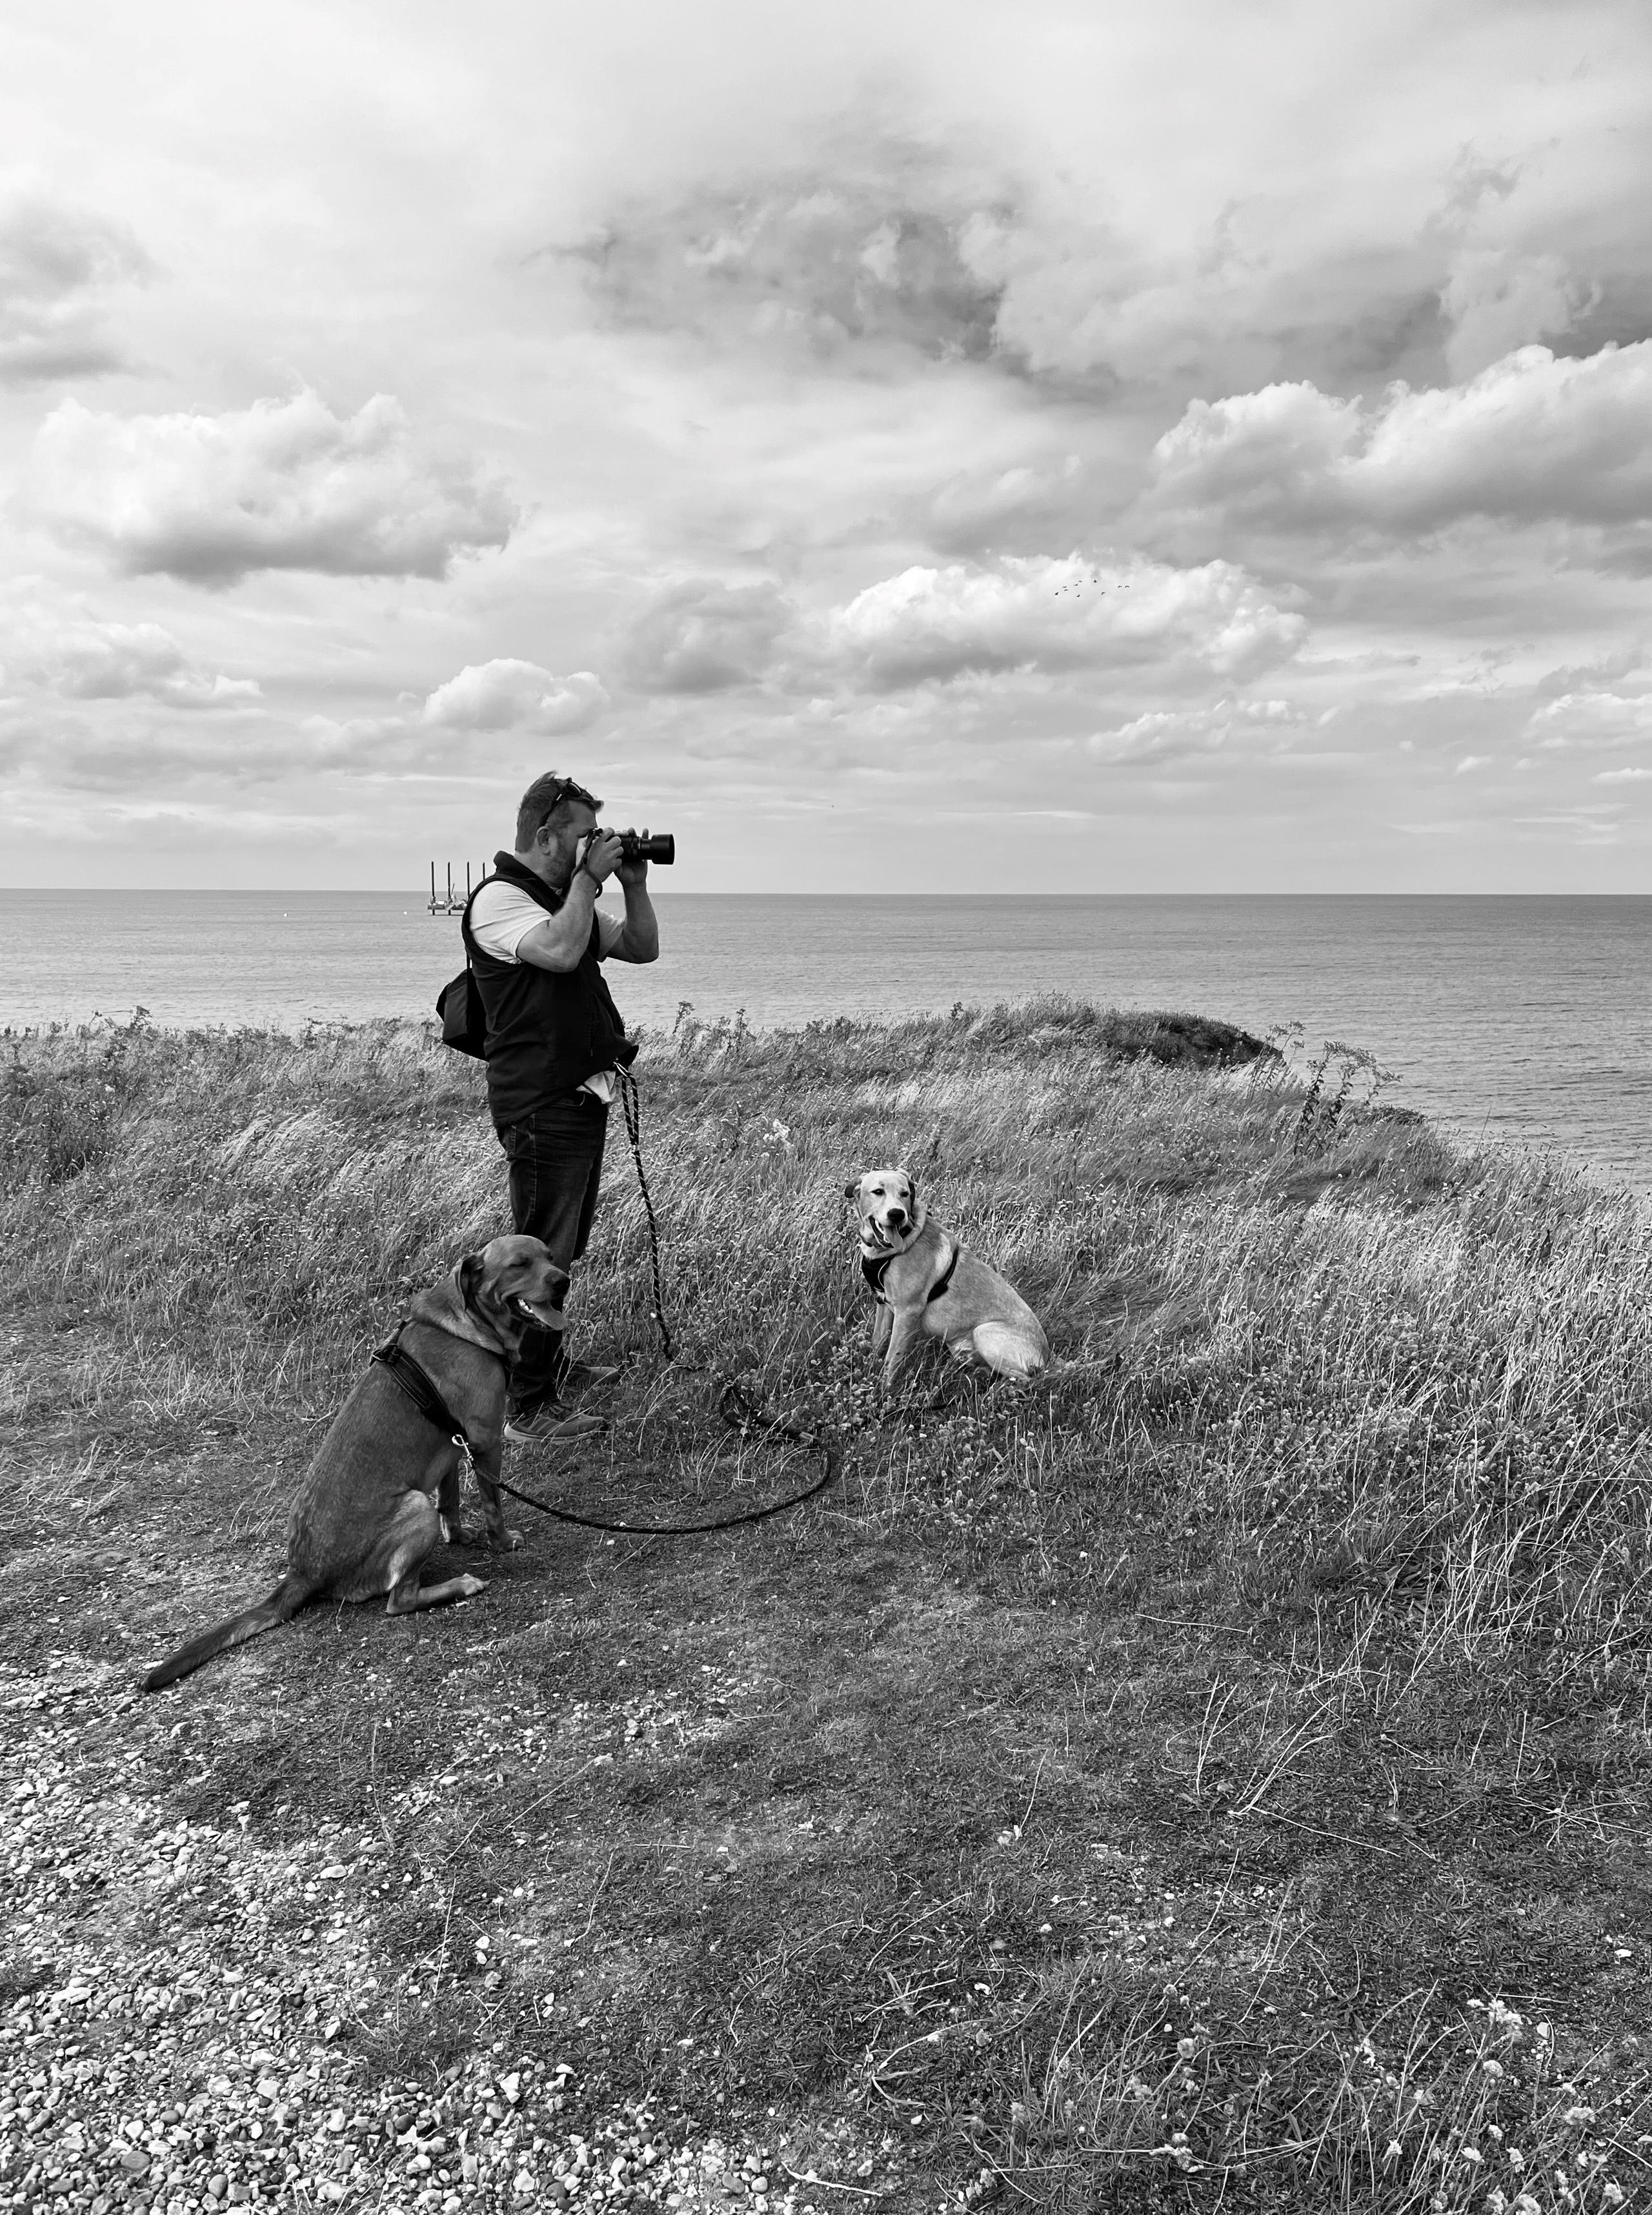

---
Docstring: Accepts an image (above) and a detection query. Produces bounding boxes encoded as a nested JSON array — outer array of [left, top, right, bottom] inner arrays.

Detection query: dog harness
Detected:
[[860, 1237, 959, 1308], [372, 1327, 496, 1455]]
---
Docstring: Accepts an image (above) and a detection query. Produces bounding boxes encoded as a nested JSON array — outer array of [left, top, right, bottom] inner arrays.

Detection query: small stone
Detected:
[[119, 2150, 150, 2176], [206, 2178, 228, 2200]]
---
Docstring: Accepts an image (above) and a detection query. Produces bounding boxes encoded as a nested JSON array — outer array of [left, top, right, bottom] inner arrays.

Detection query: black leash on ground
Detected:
[[496, 1377, 837, 1535], [379, 1066, 839, 1537]]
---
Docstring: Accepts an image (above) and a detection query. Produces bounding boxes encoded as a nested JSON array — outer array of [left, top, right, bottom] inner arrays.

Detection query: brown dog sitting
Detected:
[[141, 1235, 569, 1692]]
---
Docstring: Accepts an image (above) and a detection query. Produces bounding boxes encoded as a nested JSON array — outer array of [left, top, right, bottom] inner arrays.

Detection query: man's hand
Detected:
[[614, 828, 652, 888], [576, 827, 627, 886]]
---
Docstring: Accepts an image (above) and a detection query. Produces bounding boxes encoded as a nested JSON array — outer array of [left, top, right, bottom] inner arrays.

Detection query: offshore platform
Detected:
[[427, 862, 492, 915]]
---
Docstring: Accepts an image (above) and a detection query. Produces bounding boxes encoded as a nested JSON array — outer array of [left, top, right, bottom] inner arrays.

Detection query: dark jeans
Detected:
[[496, 1095, 609, 1410]]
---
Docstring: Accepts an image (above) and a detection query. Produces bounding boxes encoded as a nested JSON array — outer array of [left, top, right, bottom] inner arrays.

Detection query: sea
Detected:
[[3, 890, 1649, 1197]]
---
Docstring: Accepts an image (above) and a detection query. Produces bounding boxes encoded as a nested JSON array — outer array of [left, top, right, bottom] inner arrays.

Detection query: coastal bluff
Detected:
[[1, 1000, 1647, 2212]]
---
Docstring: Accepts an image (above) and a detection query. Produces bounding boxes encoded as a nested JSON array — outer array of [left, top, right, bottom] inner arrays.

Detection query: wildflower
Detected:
[[1176, 2038, 1198, 2059], [1481, 2059, 1506, 2079], [1460, 2146, 1483, 2165], [1562, 2107, 1597, 2127], [1382, 2141, 1404, 2170], [1600, 2184, 1627, 2208]]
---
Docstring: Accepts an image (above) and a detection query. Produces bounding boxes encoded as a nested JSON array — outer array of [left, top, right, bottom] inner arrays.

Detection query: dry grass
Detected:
[[2, 998, 1649, 2211]]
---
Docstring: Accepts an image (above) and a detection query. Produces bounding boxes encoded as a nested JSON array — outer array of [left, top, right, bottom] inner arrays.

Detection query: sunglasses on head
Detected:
[[534, 776, 601, 833]]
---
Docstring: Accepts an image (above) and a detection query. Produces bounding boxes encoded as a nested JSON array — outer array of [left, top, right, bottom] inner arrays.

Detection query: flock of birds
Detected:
[[1051, 571, 1122, 596]]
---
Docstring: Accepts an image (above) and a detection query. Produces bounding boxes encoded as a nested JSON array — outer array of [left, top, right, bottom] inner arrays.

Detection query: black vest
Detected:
[[462, 851, 634, 1126]]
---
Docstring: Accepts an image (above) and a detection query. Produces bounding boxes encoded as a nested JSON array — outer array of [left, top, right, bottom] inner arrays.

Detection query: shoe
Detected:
[[559, 1360, 623, 1399], [503, 1399, 609, 1447]]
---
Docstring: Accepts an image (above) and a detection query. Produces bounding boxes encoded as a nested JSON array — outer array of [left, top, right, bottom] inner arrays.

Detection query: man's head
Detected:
[[515, 771, 601, 886]]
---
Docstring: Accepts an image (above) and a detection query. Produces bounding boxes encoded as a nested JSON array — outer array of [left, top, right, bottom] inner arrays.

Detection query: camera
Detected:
[[618, 830, 674, 865]]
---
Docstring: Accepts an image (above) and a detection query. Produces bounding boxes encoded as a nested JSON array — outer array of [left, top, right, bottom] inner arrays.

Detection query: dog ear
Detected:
[[843, 1180, 858, 1200], [457, 1251, 488, 1310]]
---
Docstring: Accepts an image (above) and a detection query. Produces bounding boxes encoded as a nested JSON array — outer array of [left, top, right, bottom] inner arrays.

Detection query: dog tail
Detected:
[[139, 1576, 310, 1694], [971, 1322, 1048, 1380]]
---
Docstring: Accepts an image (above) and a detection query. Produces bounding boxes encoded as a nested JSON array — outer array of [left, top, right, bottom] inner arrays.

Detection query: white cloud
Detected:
[[1593, 764, 1651, 782], [1526, 689, 1652, 750], [52, 621, 259, 708], [1150, 342, 1652, 534], [27, 391, 517, 584], [0, 607, 259, 709], [421, 659, 607, 734], [958, 206, 1277, 392], [823, 554, 1305, 689], [925, 452, 1089, 553], [620, 578, 795, 693], [1439, 247, 1591, 382], [0, 192, 152, 382], [1087, 696, 1304, 766], [578, 147, 1007, 366]]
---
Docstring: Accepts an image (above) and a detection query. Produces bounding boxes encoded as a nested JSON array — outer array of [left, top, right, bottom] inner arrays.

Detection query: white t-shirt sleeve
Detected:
[[469, 881, 625, 965], [467, 881, 549, 964]]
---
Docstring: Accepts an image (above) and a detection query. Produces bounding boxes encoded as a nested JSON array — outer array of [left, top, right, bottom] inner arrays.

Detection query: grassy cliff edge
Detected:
[[2, 999, 1649, 2214]]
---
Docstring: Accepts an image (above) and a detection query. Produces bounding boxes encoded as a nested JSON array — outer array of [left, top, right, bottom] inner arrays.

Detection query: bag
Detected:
[[437, 964, 488, 1058]]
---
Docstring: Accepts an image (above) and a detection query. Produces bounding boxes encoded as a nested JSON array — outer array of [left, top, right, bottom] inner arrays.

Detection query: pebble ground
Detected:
[[2, 1657, 960, 2215]]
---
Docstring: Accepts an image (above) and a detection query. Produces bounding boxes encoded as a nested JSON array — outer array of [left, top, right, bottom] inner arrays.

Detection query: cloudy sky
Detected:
[[3, 0, 1651, 892]]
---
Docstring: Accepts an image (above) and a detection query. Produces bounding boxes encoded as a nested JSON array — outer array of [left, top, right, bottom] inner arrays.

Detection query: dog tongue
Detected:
[[517, 1297, 567, 1331]]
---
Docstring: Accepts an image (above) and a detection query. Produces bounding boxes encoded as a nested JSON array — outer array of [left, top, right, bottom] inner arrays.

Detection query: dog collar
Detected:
[[859, 1239, 958, 1306]]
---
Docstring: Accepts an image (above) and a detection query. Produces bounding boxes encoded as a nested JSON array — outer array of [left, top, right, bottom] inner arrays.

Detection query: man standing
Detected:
[[463, 771, 660, 1444]]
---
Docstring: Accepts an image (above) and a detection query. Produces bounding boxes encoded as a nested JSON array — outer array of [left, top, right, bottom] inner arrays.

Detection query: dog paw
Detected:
[[497, 1525, 524, 1552], [458, 1574, 489, 1600]]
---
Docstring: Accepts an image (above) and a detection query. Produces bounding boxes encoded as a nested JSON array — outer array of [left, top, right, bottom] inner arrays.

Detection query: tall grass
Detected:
[[3, 998, 1649, 2209]]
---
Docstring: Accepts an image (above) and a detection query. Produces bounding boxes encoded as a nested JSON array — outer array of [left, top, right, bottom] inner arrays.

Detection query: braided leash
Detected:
[[618, 1063, 673, 1361]]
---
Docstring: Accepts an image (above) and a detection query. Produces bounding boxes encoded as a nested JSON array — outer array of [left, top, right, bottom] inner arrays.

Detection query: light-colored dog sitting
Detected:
[[847, 1168, 1049, 1390]]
